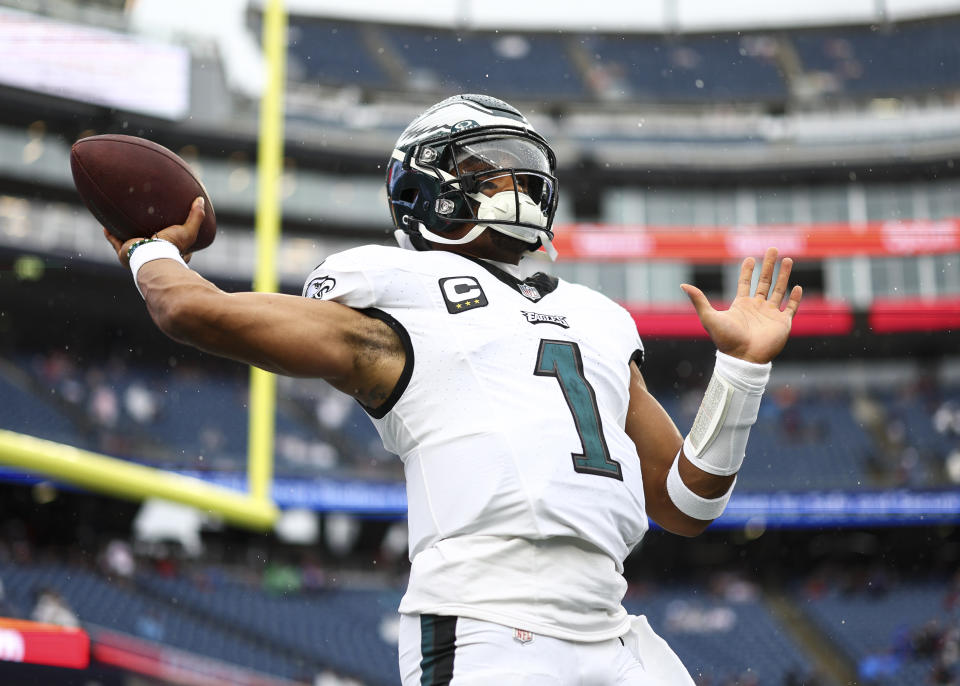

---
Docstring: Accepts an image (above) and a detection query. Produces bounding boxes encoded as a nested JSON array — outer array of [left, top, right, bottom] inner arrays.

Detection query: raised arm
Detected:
[[104, 199, 405, 409], [626, 248, 802, 536]]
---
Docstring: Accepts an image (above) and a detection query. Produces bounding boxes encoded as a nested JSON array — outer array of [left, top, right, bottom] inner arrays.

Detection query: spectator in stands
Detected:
[[88, 378, 119, 429], [102, 93, 802, 685], [783, 668, 823, 686], [101, 538, 136, 581], [30, 586, 79, 627], [123, 380, 158, 423], [933, 626, 960, 685], [913, 619, 947, 659], [934, 400, 960, 437], [263, 562, 301, 596]]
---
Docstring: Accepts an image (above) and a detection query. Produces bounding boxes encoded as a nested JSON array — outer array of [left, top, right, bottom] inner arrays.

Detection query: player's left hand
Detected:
[[681, 247, 803, 364]]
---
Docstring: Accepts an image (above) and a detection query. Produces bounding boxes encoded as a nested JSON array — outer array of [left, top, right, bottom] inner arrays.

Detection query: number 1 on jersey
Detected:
[[534, 340, 623, 480]]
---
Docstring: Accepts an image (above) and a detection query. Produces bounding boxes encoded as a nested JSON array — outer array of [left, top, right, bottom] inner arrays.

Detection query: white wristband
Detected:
[[128, 239, 189, 298], [683, 351, 771, 477], [666, 450, 736, 521]]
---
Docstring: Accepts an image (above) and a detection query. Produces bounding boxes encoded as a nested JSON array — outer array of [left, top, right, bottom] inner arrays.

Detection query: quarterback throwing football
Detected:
[[106, 94, 802, 685]]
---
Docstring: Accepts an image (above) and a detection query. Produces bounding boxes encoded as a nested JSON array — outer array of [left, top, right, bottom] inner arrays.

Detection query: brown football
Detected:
[[70, 134, 216, 252]]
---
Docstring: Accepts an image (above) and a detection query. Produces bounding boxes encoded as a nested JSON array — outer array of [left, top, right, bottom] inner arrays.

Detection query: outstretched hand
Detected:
[[681, 247, 803, 365], [103, 196, 205, 268]]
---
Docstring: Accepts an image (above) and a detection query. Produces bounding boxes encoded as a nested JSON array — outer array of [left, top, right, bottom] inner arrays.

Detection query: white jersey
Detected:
[[302, 245, 648, 641]]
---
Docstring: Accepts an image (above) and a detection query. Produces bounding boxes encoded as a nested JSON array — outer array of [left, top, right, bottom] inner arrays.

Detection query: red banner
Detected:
[[0, 618, 89, 669], [869, 297, 960, 333], [552, 219, 960, 262], [626, 298, 854, 338]]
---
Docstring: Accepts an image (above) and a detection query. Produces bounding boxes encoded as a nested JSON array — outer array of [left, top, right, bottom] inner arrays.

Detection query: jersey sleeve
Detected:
[[619, 304, 644, 369], [624, 310, 646, 370], [301, 248, 379, 309]]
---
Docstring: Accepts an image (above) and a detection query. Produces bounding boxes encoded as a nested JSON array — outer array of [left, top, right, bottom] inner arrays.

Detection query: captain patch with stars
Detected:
[[439, 276, 488, 314]]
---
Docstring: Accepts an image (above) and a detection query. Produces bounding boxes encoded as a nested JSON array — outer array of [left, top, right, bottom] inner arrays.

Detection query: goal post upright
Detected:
[[247, 0, 288, 505]]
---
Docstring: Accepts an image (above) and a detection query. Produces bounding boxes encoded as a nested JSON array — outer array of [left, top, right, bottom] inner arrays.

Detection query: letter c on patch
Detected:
[[438, 276, 488, 314]]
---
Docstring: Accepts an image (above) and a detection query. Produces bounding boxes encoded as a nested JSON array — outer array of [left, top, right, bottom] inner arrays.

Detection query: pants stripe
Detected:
[[420, 614, 458, 686]]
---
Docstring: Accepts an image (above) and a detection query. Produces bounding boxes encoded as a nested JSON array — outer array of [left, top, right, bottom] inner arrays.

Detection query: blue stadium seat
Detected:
[[286, 19, 392, 88], [582, 33, 787, 103], [796, 580, 951, 686], [792, 19, 960, 97], [0, 375, 81, 446], [624, 586, 813, 683], [136, 570, 402, 685], [384, 27, 586, 98]]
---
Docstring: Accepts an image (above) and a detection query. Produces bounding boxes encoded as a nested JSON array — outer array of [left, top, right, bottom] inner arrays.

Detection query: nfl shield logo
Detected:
[[513, 628, 534, 644], [519, 283, 541, 301]]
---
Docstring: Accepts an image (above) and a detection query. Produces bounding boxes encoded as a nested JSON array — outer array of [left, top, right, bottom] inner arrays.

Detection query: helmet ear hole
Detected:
[[399, 189, 417, 204]]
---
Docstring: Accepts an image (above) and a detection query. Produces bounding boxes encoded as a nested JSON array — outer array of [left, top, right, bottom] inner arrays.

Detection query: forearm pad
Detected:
[[682, 351, 771, 477]]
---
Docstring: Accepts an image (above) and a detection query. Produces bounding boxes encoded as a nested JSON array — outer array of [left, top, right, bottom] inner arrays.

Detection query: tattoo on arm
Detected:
[[346, 316, 405, 409]]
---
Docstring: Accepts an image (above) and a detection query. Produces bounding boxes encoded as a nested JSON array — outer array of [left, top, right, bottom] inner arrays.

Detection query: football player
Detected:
[[105, 94, 802, 685]]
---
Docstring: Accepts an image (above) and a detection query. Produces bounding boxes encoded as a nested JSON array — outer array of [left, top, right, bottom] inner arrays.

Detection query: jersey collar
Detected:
[[464, 255, 559, 302], [478, 257, 522, 279]]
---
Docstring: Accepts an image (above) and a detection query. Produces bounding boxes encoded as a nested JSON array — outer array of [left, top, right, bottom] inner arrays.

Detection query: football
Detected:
[[70, 134, 216, 251]]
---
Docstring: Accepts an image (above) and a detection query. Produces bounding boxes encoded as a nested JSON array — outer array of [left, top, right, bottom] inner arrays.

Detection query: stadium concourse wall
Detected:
[[1, 196, 957, 337]]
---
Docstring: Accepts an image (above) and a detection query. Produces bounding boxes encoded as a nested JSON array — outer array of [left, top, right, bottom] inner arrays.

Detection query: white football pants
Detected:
[[399, 613, 695, 685]]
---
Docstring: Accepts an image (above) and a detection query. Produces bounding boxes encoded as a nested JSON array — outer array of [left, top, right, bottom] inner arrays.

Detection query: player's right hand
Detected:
[[680, 247, 802, 365], [103, 196, 204, 268]]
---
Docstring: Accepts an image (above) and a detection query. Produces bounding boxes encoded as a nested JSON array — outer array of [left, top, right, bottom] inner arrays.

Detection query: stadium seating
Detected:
[[286, 20, 392, 88], [581, 33, 787, 103], [659, 390, 876, 492], [283, 18, 788, 103], [139, 571, 828, 685], [136, 570, 403, 685], [1, 561, 843, 685], [0, 563, 313, 680], [624, 587, 814, 684], [2, 553, 956, 686], [3, 351, 956, 492], [4, 353, 396, 479], [382, 27, 586, 99], [0, 373, 81, 448], [792, 18, 960, 98], [278, 16, 960, 105], [796, 578, 955, 685]]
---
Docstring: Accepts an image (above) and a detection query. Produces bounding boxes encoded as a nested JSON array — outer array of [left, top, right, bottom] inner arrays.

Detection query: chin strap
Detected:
[[394, 224, 558, 262], [418, 223, 489, 246], [537, 231, 558, 261]]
